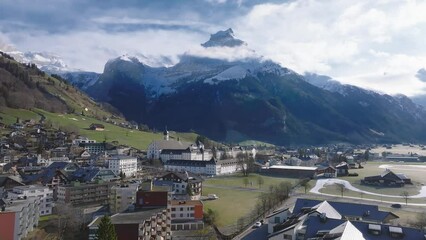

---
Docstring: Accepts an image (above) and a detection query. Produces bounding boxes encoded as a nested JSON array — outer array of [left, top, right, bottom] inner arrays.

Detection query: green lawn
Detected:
[[202, 173, 295, 229], [203, 187, 259, 227], [0, 107, 199, 150], [204, 173, 298, 189]]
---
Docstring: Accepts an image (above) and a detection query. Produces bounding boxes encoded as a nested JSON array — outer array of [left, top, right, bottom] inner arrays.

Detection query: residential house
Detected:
[[316, 165, 337, 178], [89, 123, 105, 131], [155, 172, 203, 200], [335, 162, 349, 176], [362, 169, 412, 187]]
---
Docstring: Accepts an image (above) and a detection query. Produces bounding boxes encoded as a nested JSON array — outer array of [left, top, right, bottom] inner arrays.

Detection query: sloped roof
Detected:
[[329, 221, 364, 240], [22, 162, 79, 184], [151, 140, 192, 150], [312, 201, 342, 219], [293, 198, 395, 223]]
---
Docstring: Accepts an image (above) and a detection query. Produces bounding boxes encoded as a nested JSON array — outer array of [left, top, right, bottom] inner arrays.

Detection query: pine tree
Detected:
[[96, 216, 117, 240]]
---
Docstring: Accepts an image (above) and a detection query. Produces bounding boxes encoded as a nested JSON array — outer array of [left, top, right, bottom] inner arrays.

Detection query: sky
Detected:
[[1, 0, 426, 96]]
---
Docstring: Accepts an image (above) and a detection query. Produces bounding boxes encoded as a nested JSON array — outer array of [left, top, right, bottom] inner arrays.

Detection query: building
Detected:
[[156, 172, 203, 200], [262, 165, 318, 178], [362, 169, 412, 187], [7, 185, 53, 216], [316, 165, 337, 178], [147, 130, 192, 159], [136, 190, 169, 209], [72, 136, 96, 145], [335, 162, 349, 176], [164, 158, 241, 176], [79, 142, 106, 155], [0, 197, 40, 240], [109, 183, 139, 214], [88, 208, 171, 240], [168, 200, 204, 231], [108, 155, 138, 177], [266, 208, 291, 234], [89, 123, 105, 131], [57, 181, 112, 206], [268, 198, 399, 240]]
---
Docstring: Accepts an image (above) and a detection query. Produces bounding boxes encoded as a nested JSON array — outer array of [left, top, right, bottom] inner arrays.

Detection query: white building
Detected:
[[109, 183, 139, 214], [168, 200, 204, 231], [0, 197, 41, 240], [108, 155, 138, 177], [164, 158, 241, 176], [72, 136, 96, 145], [7, 185, 53, 216], [147, 130, 192, 159]]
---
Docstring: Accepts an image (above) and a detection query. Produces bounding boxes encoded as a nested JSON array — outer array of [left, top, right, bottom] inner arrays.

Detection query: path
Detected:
[[203, 184, 268, 193], [310, 179, 426, 206]]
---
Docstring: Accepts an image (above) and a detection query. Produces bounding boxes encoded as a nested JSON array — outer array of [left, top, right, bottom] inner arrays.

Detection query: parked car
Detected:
[[208, 194, 219, 200], [391, 203, 402, 208], [253, 222, 262, 228]]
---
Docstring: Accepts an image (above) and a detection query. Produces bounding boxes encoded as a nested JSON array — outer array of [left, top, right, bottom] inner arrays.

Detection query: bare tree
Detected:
[[257, 176, 264, 189], [401, 191, 410, 205], [300, 180, 311, 194], [336, 183, 346, 197], [236, 152, 254, 176], [243, 177, 249, 188]]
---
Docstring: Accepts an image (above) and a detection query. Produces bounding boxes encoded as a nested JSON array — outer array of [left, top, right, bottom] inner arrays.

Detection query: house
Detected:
[[155, 172, 203, 200], [268, 198, 399, 240], [335, 162, 349, 176], [316, 165, 337, 178], [303, 215, 425, 240], [89, 123, 105, 131], [266, 208, 291, 234], [362, 169, 412, 187]]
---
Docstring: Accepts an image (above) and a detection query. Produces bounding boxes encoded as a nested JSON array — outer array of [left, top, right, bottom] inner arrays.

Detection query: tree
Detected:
[[204, 209, 218, 225], [300, 180, 311, 194], [257, 176, 264, 189], [236, 152, 254, 176], [401, 191, 410, 205], [336, 183, 346, 197], [243, 177, 249, 188], [96, 216, 117, 240], [119, 171, 125, 180]]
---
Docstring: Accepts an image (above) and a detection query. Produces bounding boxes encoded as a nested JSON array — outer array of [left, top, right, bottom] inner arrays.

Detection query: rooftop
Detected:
[[268, 165, 318, 171]]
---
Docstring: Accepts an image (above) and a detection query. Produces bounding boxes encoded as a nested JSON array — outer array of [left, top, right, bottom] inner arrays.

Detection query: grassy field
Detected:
[[314, 161, 426, 201], [202, 173, 296, 229], [0, 107, 199, 150]]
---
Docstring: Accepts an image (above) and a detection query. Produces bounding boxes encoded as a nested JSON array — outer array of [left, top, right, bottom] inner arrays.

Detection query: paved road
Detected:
[[203, 184, 268, 193]]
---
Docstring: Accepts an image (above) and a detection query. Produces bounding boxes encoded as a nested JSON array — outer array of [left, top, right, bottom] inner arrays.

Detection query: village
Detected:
[[1, 115, 426, 240]]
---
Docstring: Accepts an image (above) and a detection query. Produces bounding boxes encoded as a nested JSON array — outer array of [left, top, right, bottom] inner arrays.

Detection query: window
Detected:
[[171, 208, 176, 211], [275, 217, 280, 223], [180, 214, 183, 217], [171, 214, 175, 218], [180, 207, 183, 211]]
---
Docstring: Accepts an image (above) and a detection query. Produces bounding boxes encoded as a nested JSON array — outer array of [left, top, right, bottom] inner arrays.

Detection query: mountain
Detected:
[[0, 51, 114, 119], [82, 29, 426, 145]]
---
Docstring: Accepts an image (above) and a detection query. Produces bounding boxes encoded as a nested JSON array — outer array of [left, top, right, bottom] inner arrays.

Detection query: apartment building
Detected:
[[109, 183, 139, 214], [108, 155, 138, 177], [0, 197, 40, 240], [8, 185, 53, 216], [57, 181, 112, 206], [168, 200, 204, 231]]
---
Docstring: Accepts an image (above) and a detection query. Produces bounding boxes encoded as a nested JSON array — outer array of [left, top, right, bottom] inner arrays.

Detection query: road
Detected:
[[203, 184, 268, 193]]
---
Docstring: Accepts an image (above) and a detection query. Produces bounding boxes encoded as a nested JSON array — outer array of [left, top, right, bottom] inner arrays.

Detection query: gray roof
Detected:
[[111, 208, 166, 224], [152, 140, 192, 150]]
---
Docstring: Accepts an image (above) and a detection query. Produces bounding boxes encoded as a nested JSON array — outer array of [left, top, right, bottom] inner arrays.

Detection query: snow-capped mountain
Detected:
[[84, 29, 426, 145]]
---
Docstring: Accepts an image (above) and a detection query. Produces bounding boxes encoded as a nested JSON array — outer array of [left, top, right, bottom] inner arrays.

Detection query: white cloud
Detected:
[[233, 0, 426, 96]]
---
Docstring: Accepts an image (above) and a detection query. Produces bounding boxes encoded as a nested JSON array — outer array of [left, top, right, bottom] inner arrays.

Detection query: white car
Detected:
[[253, 222, 262, 228]]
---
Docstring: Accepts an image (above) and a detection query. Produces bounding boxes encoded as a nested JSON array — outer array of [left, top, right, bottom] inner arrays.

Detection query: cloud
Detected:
[[416, 69, 426, 82], [231, 0, 426, 96]]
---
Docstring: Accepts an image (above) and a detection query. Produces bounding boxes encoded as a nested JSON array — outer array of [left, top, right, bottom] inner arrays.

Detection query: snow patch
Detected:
[[204, 65, 248, 84]]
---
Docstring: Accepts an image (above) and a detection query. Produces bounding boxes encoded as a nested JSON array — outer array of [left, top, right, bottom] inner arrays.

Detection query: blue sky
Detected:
[[1, 0, 426, 96]]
